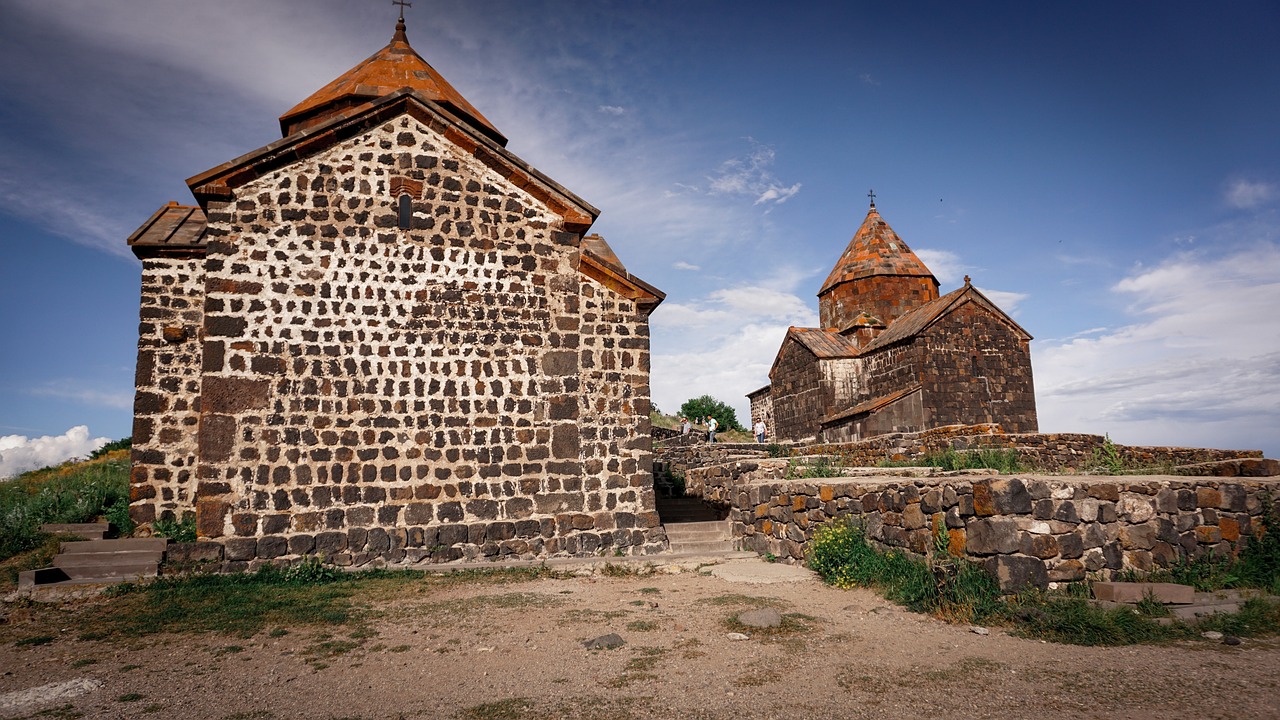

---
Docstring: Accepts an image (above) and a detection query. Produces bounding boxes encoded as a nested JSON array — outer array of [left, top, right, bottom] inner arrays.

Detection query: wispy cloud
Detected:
[[1034, 241, 1280, 455], [31, 382, 134, 410], [673, 261, 700, 271], [597, 105, 626, 115], [915, 248, 966, 285], [858, 73, 880, 86], [1225, 179, 1276, 210], [707, 140, 802, 206], [0, 426, 111, 478]]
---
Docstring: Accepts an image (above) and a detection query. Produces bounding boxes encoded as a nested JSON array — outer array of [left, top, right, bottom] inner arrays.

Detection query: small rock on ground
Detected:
[[726, 632, 750, 641], [737, 608, 783, 628], [582, 633, 625, 650]]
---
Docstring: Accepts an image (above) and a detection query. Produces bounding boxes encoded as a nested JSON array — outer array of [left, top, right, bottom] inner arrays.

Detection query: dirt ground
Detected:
[[2, 557, 1278, 720]]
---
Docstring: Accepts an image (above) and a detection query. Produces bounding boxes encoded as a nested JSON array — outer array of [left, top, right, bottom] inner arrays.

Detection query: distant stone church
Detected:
[[749, 201, 1037, 444], [125, 18, 667, 564]]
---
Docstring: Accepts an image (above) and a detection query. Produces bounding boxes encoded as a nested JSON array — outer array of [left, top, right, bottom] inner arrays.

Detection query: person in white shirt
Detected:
[[753, 419, 767, 443], [706, 416, 718, 442]]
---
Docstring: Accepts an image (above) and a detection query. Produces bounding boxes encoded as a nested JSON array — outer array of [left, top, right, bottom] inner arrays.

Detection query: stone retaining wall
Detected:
[[685, 459, 1280, 591]]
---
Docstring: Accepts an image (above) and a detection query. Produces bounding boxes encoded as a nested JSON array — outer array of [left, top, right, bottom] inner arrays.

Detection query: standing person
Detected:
[[753, 419, 767, 444], [706, 415, 718, 443], [680, 417, 691, 436]]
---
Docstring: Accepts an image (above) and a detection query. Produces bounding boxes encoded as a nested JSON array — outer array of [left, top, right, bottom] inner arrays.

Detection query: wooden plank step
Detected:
[[56, 562, 158, 581]]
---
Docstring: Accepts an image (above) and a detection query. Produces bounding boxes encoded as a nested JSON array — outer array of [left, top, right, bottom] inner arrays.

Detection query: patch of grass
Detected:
[[70, 658, 98, 668], [459, 697, 537, 720], [213, 645, 245, 656], [1, 533, 65, 591], [116, 693, 146, 702], [808, 520, 1003, 625], [703, 594, 787, 609], [0, 450, 132, 562], [15, 634, 55, 647], [151, 513, 197, 543], [389, 644, 411, 652], [558, 608, 629, 625], [21, 704, 83, 719], [637, 587, 660, 595], [786, 455, 844, 479], [879, 447, 1022, 473], [598, 562, 655, 577], [1193, 596, 1280, 637], [625, 620, 658, 632], [725, 612, 815, 640], [1006, 591, 1172, 645]]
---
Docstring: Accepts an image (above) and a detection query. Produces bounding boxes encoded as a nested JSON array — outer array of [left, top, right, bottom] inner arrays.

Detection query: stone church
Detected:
[[125, 18, 667, 565], [749, 201, 1038, 444]]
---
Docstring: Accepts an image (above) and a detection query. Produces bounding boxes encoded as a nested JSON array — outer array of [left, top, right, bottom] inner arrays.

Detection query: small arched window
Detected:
[[397, 194, 412, 230]]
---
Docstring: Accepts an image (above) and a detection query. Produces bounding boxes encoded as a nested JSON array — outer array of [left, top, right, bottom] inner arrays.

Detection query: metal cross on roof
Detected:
[[868, 189, 876, 208], [393, 0, 412, 20]]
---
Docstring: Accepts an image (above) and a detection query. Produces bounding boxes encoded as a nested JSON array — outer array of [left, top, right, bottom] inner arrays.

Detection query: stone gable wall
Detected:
[[916, 302, 1037, 432], [130, 257, 205, 526], [769, 341, 824, 443], [685, 459, 1280, 591], [134, 112, 664, 568]]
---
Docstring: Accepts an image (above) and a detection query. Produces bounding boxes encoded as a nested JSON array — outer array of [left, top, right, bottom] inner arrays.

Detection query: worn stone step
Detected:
[[1093, 581, 1195, 605], [40, 522, 110, 540], [663, 520, 729, 534], [59, 538, 168, 554], [1170, 603, 1241, 621]]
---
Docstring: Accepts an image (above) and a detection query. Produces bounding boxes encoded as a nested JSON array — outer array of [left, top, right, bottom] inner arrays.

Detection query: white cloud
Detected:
[[597, 105, 626, 115], [974, 286, 1028, 315], [650, 270, 819, 423], [915, 248, 966, 285], [1225, 179, 1276, 210], [707, 140, 802, 206], [0, 426, 111, 478], [1034, 242, 1280, 457], [673, 261, 700, 271]]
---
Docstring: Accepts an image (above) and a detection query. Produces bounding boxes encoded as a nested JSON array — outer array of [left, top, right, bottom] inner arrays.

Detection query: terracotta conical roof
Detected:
[[278, 18, 506, 145], [818, 205, 936, 296]]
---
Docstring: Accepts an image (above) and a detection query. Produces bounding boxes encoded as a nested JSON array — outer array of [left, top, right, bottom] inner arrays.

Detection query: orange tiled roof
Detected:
[[818, 206, 936, 296], [278, 18, 506, 145]]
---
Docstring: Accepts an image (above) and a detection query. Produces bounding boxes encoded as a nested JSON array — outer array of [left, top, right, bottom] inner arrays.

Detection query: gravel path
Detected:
[[2, 558, 1278, 719]]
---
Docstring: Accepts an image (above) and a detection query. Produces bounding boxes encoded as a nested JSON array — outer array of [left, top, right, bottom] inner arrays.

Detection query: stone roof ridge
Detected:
[[581, 233, 625, 274], [278, 18, 507, 145], [818, 205, 937, 296]]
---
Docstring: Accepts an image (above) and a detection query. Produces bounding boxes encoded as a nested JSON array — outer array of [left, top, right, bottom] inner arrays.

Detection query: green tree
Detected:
[[678, 395, 743, 432]]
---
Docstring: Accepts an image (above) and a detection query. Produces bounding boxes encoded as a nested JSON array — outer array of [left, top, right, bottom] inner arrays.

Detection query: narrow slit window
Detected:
[[398, 194, 412, 230]]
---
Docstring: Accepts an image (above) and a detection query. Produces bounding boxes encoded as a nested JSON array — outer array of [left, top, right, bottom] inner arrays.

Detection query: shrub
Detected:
[[0, 453, 131, 561], [152, 513, 197, 543], [678, 395, 743, 432]]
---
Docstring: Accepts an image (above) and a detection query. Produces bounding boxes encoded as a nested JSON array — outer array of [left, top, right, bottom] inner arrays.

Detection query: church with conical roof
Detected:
[[125, 16, 666, 565], [749, 200, 1038, 443]]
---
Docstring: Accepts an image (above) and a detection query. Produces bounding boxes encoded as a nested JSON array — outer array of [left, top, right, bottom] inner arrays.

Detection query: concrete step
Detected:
[[1093, 581, 1195, 605], [665, 529, 730, 543], [59, 537, 168, 554], [54, 550, 165, 568], [40, 522, 109, 540], [55, 562, 159, 580], [664, 520, 730, 535], [669, 540, 736, 554]]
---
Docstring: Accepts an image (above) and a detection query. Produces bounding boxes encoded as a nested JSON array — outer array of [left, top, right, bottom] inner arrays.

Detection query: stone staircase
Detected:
[[17, 524, 168, 597], [664, 520, 736, 555]]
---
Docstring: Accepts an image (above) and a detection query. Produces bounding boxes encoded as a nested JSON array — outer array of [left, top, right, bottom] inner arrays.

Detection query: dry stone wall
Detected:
[[132, 112, 665, 568], [685, 459, 1280, 591], [130, 257, 205, 526]]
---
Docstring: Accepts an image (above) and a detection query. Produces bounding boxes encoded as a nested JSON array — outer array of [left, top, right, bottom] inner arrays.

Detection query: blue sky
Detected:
[[1, 0, 1278, 474]]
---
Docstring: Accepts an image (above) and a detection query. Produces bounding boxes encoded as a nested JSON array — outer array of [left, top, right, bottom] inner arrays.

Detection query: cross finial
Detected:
[[868, 188, 876, 208], [393, 0, 412, 21]]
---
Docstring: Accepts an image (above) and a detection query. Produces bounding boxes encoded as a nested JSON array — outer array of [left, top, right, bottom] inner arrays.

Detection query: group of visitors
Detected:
[[676, 415, 770, 444]]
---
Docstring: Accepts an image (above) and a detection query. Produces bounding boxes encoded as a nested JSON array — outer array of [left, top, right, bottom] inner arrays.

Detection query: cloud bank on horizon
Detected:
[[0, 426, 111, 479]]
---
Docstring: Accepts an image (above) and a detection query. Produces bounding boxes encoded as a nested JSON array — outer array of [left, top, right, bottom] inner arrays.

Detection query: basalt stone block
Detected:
[[225, 537, 259, 561], [1047, 559, 1085, 582], [983, 554, 1049, 593], [202, 376, 270, 414], [437, 502, 464, 522], [551, 423, 580, 459], [1057, 532, 1084, 559], [1021, 534, 1060, 559], [469, 499, 499, 520], [1053, 501, 1080, 523], [989, 478, 1032, 514], [1033, 499, 1055, 520], [1102, 542, 1124, 569], [438, 523, 468, 547], [257, 536, 288, 559], [198, 414, 237, 463], [166, 541, 224, 564], [288, 534, 315, 556], [367, 528, 390, 553], [965, 517, 1020, 555], [1088, 484, 1119, 502], [971, 481, 996, 516], [314, 531, 347, 555]]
